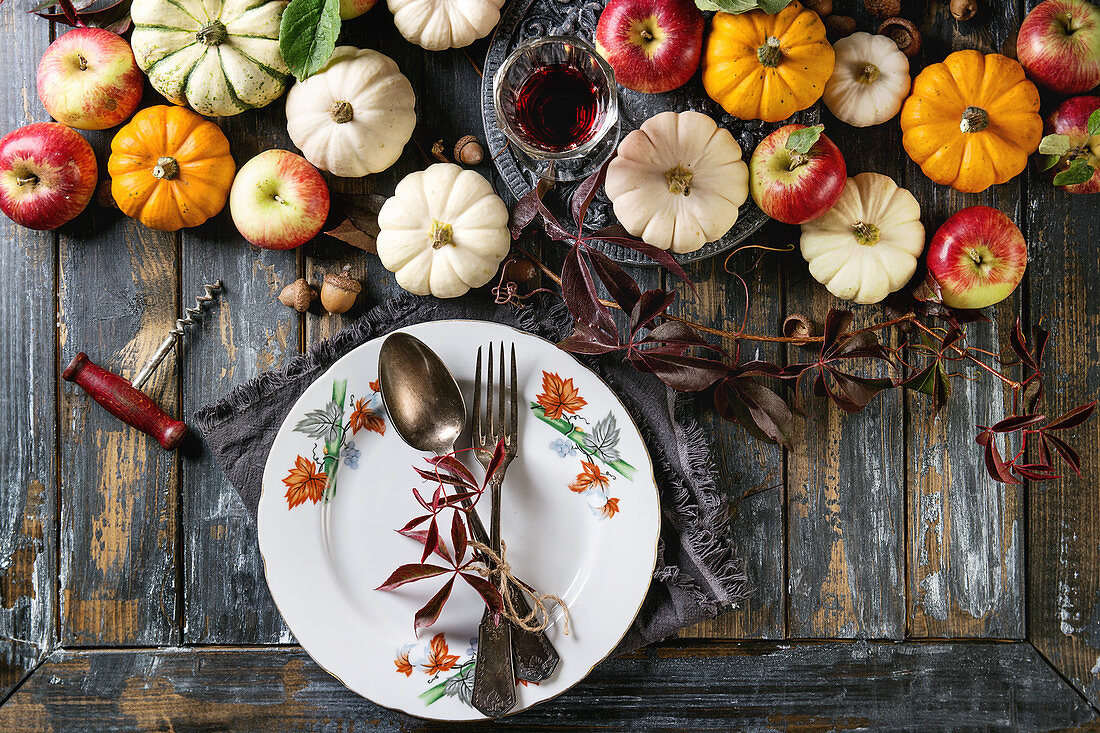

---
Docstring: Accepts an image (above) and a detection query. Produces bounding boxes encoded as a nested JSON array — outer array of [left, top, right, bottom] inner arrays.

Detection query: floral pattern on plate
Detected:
[[532, 371, 636, 519], [282, 377, 386, 508]]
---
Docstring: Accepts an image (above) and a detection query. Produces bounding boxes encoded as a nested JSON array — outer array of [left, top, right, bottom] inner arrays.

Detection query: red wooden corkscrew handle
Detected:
[[62, 352, 188, 451]]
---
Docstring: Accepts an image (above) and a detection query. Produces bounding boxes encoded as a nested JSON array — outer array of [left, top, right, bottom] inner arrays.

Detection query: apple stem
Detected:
[[665, 165, 694, 196], [857, 63, 880, 84], [787, 152, 809, 171], [959, 106, 990, 134], [274, 195, 287, 206], [152, 156, 180, 181], [756, 36, 783, 68], [16, 174, 39, 188], [429, 219, 454, 249], [640, 29, 654, 41], [330, 101, 354, 124], [77, 54, 88, 72]]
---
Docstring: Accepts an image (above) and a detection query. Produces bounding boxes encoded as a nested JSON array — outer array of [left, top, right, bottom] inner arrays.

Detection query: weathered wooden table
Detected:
[[1, 0, 1098, 728]]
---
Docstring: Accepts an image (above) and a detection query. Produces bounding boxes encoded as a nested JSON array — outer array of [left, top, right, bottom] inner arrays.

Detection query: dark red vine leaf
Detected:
[[630, 351, 729, 392], [642, 320, 712, 349], [450, 511, 467, 565], [562, 244, 618, 337], [509, 177, 553, 239], [32, 0, 132, 29], [1013, 463, 1062, 481], [975, 429, 1022, 485], [398, 528, 454, 564], [902, 361, 952, 413], [485, 437, 507, 486], [1041, 432, 1083, 476], [460, 573, 505, 618], [375, 563, 451, 591], [714, 377, 795, 446], [426, 454, 479, 489], [414, 576, 455, 633], [630, 289, 677, 334], [588, 247, 641, 314], [588, 224, 695, 294], [817, 370, 893, 413], [421, 517, 440, 563], [990, 413, 1046, 433], [570, 157, 613, 228], [1045, 401, 1096, 431], [558, 323, 622, 355]]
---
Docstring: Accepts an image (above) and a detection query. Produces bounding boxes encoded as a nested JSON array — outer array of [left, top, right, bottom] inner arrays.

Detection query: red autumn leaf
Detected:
[[282, 455, 326, 509], [397, 528, 453, 564], [414, 576, 455, 633], [460, 572, 504, 616], [990, 414, 1046, 433], [1045, 401, 1097, 431], [536, 372, 587, 420], [451, 510, 467, 565], [375, 563, 451, 591], [421, 517, 439, 563]]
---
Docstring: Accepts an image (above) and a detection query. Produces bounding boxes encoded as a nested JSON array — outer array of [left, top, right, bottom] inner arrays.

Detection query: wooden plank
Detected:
[[0, 642, 1092, 729], [180, 110, 299, 644], [675, 230, 785, 640], [786, 43, 907, 634], [58, 151, 180, 644], [0, 7, 56, 696], [1026, 87, 1100, 705], [904, 0, 1024, 639]]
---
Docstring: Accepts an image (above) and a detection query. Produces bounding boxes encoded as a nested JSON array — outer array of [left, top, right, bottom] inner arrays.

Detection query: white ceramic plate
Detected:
[[258, 320, 660, 721]]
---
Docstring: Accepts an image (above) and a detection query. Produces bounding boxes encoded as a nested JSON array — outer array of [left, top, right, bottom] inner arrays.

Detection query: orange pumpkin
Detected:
[[108, 105, 235, 231], [901, 50, 1041, 193], [702, 1, 834, 123]]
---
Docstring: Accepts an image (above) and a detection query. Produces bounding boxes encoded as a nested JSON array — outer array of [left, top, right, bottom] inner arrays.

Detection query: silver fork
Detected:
[[470, 345, 560, 683], [470, 342, 519, 717]]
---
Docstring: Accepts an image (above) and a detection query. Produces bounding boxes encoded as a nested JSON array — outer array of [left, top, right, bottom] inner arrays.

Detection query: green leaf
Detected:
[[1088, 108, 1100, 137], [695, 0, 791, 12], [902, 360, 952, 413], [1041, 154, 1061, 171], [1038, 134, 1071, 157], [280, 0, 341, 81], [785, 124, 824, 155], [1053, 157, 1095, 187]]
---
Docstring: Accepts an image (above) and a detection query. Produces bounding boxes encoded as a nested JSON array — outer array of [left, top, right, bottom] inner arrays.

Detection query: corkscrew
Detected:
[[63, 281, 223, 451]]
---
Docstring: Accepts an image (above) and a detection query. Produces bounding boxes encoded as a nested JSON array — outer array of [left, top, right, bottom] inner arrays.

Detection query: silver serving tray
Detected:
[[481, 0, 820, 266]]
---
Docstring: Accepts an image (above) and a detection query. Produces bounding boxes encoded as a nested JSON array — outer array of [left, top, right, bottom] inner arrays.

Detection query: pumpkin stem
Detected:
[[15, 174, 39, 187], [852, 220, 880, 246], [857, 63, 880, 84], [152, 156, 180, 180], [196, 20, 228, 46], [429, 219, 454, 249], [330, 101, 354, 124], [665, 165, 694, 196], [959, 106, 990, 133], [757, 36, 783, 68]]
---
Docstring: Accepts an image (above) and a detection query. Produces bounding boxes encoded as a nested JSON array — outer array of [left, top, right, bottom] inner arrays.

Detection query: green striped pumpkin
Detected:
[[131, 0, 290, 117]]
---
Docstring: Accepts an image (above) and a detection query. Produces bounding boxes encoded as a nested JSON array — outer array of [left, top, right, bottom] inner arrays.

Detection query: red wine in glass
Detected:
[[512, 64, 600, 152]]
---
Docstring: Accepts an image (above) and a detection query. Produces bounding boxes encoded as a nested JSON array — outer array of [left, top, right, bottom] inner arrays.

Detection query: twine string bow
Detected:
[[470, 539, 571, 635]]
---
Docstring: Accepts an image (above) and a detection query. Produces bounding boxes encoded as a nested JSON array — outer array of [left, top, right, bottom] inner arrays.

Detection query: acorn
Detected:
[[864, 0, 900, 19], [502, 257, 537, 283], [454, 135, 484, 165], [279, 278, 317, 313], [950, 0, 978, 22], [321, 266, 362, 314], [783, 314, 815, 340], [824, 14, 856, 40], [878, 17, 922, 57]]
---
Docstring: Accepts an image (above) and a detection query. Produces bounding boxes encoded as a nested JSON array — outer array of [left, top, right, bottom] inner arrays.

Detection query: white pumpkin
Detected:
[[377, 164, 510, 298], [285, 46, 416, 178], [823, 32, 911, 128], [605, 110, 749, 254], [800, 172, 925, 304], [131, 0, 289, 117], [387, 0, 505, 50]]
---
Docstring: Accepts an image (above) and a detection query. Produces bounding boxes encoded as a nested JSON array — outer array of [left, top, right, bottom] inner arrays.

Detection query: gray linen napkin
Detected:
[[193, 292, 748, 653]]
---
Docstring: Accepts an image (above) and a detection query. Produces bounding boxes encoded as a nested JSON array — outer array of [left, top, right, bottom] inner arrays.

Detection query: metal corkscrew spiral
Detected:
[[131, 280, 223, 390]]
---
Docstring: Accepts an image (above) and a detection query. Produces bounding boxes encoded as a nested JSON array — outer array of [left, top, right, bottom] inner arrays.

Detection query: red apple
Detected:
[[594, 0, 704, 94], [927, 206, 1027, 310], [37, 28, 143, 131], [1017, 0, 1100, 94], [340, 0, 378, 19], [749, 124, 846, 225], [1044, 95, 1100, 193], [0, 122, 97, 230], [230, 150, 330, 250]]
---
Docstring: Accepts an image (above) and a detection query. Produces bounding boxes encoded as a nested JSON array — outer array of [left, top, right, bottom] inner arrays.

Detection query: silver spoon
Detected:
[[377, 332, 561, 682]]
